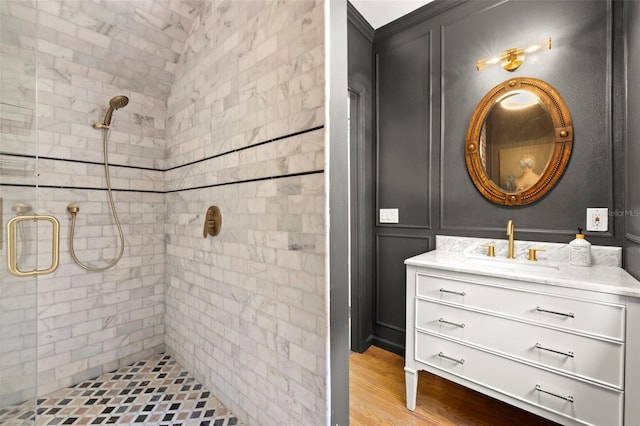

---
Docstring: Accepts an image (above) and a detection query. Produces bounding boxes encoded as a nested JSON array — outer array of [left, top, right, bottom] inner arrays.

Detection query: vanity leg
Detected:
[[404, 366, 418, 411]]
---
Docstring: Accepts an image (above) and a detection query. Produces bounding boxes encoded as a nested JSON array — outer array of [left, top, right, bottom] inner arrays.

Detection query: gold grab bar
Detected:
[[7, 215, 60, 277]]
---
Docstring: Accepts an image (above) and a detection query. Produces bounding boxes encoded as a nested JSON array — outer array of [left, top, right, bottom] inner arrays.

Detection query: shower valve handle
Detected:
[[203, 206, 222, 238]]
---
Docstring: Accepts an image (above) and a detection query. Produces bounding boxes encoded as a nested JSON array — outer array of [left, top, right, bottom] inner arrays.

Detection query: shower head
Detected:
[[94, 95, 129, 129], [103, 95, 129, 126], [109, 95, 129, 110]]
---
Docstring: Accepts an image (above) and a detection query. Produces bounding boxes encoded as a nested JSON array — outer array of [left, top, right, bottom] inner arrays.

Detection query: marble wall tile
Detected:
[[165, 0, 324, 170], [165, 128, 323, 192], [23, 0, 200, 171], [164, 2, 326, 424]]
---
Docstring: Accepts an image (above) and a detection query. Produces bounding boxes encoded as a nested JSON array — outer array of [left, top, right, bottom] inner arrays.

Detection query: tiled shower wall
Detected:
[[2, 1, 327, 424], [1, 0, 198, 405], [164, 1, 326, 425]]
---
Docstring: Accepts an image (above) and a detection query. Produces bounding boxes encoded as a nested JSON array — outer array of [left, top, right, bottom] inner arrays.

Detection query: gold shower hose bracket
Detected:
[[7, 214, 60, 277], [203, 206, 222, 238]]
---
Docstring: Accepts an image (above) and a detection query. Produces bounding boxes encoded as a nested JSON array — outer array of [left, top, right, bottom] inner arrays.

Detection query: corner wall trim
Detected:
[[348, 2, 374, 41]]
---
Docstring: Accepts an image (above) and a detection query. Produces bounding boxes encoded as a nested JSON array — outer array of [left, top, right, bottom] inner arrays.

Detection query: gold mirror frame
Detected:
[[465, 77, 573, 206]]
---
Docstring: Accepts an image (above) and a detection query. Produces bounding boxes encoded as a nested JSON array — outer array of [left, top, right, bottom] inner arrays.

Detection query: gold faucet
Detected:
[[506, 220, 515, 259]]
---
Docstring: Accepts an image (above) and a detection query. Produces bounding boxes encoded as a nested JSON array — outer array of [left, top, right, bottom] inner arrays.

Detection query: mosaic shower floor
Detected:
[[0, 354, 240, 426]]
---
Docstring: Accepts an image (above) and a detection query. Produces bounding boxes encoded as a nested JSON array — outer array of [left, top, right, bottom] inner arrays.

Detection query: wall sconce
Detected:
[[476, 37, 552, 72]]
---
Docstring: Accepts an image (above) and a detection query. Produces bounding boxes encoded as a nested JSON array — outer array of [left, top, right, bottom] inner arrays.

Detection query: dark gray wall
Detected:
[[372, 25, 433, 353], [368, 0, 622, 354], [625, 0, 640, 278], [377, 34, 432, 228], [347, 4, 375, 353], [440, 1, 617, 239]]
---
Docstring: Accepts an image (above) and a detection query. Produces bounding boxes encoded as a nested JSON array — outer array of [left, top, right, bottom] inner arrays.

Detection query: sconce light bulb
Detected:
[[525, 37, 552, 54], [476, 55, 501, 71], [525, 45, 540, 54]]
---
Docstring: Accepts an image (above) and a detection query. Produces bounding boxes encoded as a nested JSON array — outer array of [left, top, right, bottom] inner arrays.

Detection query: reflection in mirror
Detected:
[[479, 91, 555, 192], [466, 77, 573, 206]]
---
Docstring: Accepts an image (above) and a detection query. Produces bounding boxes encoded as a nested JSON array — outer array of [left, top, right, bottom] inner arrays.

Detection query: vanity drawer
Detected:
[[415, 273, 626, 340], [415, 299, 625, 388], [415, 331, 623, 426]]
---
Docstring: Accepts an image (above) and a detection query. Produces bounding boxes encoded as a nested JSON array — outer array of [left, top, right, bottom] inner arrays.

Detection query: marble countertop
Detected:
[[405, 250, 640, 298]]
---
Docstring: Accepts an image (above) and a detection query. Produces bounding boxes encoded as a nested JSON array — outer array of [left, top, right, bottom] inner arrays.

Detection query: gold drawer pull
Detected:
[[535, 306, 575, 318], [438, 352, 465, 365], [535, 384, 574, 403], [7, 215, 60, 277], [534, 343, 574, 358], [438, 318, 465, 328], [439, 288, 466, 297]]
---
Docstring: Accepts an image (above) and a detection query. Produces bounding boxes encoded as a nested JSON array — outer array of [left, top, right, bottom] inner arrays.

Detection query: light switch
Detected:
[[586, 208, 608, 232], [380, 208, 399, 224]]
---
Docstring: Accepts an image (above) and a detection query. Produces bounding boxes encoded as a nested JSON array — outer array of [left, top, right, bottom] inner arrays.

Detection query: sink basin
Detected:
[[464, 256, 560, 273]]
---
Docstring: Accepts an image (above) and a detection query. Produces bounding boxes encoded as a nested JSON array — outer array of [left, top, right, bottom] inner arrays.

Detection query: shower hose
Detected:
[[68, 127, 124, 271]]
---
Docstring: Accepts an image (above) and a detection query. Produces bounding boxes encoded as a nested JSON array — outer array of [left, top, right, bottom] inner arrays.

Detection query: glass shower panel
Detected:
[[0, 0, 39, 421]]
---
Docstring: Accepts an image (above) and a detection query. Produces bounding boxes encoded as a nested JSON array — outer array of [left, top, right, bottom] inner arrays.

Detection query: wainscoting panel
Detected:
[[374, 234, 431, 354], [376, 32, 432, 230]]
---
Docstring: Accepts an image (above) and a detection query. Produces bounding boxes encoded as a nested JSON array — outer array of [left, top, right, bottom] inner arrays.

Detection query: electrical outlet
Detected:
[[380, 208, 399, 224], [586, 208, 608, 231]]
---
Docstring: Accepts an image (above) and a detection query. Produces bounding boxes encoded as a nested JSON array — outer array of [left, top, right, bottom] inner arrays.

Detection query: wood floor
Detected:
[[349, 345, 560, 426]]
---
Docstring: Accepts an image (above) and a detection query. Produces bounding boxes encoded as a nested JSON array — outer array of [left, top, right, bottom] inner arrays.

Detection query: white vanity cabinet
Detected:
[[405, 252, 640, 426]]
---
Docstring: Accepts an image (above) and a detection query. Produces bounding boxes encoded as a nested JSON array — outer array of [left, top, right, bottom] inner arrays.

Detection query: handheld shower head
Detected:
[[109, 95, 129, 109], [94, 95, 129, 128], [103, 95, 129, 126]]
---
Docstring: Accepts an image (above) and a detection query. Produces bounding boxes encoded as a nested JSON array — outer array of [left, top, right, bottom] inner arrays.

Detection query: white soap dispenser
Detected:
[[569, 228, 591, 266]]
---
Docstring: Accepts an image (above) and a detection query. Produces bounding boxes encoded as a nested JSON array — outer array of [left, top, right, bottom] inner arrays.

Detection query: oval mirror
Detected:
[[465, 77, 573, 206]]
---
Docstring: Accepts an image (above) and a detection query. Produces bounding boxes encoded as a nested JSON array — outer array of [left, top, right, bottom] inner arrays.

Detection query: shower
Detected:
[[67, 95, 128, 271]]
